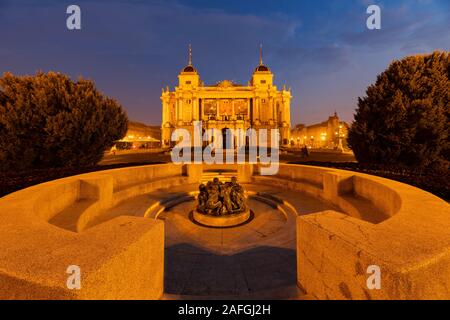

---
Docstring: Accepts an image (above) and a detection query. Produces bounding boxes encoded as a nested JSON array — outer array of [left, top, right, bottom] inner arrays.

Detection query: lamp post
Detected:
[[338, 125, 344, 151]]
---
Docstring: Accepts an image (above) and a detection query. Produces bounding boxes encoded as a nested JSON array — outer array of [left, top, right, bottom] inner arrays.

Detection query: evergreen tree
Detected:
[[348, 51, 449, 171], [0, 72, 128, 171]]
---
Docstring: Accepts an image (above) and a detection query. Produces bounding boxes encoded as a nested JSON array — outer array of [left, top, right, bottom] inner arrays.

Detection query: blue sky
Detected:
[[0, 0, 449, 125]]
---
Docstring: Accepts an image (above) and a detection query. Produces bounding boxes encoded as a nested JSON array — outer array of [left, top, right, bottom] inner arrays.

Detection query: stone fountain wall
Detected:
[[0, 163, 449, 299]]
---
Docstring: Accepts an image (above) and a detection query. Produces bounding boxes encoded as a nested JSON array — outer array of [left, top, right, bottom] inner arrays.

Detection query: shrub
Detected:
[[348, 52, 449, 171], [0, 71, 128, 171]]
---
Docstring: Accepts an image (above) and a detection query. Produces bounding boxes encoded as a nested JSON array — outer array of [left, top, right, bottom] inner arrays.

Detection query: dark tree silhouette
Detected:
[[348, 52, 449, 171], [0, 72, 128, 171]]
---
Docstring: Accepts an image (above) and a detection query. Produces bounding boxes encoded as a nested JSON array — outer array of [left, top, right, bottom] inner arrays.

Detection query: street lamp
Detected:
[[337, 125, 344, 151]]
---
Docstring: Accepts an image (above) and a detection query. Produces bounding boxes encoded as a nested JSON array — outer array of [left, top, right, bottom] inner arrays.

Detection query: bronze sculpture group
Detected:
[[197, 177, 247, 216]]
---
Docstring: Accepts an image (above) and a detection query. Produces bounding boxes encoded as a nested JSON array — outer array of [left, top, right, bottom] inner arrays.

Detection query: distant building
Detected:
[[160, 45, 292, 149], [117, 121, 161, 149], [290, 112, 349, 150]]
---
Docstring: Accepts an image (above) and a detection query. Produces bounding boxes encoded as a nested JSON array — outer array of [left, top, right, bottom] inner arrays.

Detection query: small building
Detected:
[[116, 121, 161, 150], [291, 112, 349, 150]]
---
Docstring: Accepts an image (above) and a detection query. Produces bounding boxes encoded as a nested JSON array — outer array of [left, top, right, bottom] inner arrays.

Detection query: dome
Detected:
[[254, 64, 270, 72], [254, 44, 271, 73], [182, 65, 197, 73]]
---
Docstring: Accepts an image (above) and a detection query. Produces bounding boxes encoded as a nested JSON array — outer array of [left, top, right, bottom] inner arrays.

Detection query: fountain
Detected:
[[193, 176, 251, 227]]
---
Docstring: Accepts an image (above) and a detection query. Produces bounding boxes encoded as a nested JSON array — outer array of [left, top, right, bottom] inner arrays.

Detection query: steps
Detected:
[[48, 199, 96, 232], [162, 285, 311, 300], [144, 193, 195, 219], [200, 171, 237, 184]]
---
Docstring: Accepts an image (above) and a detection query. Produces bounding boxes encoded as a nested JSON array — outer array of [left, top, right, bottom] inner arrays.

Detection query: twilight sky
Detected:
[[0, 0, 449, 126]]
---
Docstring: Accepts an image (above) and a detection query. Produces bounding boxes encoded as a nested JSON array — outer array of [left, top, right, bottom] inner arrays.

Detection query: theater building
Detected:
[[161, 46, 292, 148]]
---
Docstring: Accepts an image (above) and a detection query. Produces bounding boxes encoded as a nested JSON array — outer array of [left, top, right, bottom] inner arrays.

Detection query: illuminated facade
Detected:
[[118, 121, 161, 149], [161, 45, 292, 148], [291, 112, 349, 149]]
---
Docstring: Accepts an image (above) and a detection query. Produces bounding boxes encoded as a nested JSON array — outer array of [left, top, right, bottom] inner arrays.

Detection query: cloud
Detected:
[[274, 45, 353, 75], [340, 0, 450, 53], [0, 0, 448, 125]]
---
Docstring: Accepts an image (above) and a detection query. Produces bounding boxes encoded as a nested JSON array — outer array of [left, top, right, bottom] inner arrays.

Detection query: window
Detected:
[[261, 80, 266, 84], [185, 81, 191, 85]]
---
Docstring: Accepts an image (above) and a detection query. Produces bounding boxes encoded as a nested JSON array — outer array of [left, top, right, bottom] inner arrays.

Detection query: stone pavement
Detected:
[[86, 183, 336, 299], [159, 185, 334, 299]]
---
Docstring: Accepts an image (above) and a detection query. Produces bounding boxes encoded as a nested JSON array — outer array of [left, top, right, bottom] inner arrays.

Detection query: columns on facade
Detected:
[[274, 100, 279, 123], [192, 98, 198, 121], [247, 99, 251, 123], [284, 98, 291, 126], [255, 98, 260, 121], [270, 97, 274, 122], [200, 99, 204, 121], [175, 99, 179, 122], [161, 99, 167, 125], [281, 98, 290, 124], [216, 99, 219, 119], [188, 99, 193, 122], [231, 100, 235, 120]]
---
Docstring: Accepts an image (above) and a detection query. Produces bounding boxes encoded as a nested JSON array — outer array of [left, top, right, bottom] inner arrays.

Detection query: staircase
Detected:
[[200, 171, 237, 184]]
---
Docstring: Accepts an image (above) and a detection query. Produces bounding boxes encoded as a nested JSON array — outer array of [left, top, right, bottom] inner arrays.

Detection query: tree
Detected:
[[0, 72, 128, 171], [348, 51, 449, 171]]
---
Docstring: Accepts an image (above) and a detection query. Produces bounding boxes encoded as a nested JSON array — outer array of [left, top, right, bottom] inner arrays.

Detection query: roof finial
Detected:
[[259, 43, 263, 65], [188, 44, 192, 66]]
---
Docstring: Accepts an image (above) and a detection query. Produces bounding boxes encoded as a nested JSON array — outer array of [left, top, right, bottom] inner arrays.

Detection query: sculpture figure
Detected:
[[229, 176, 246, 212], [197, 184, 208, 213], [197, 176, 247, 216], [220, 182, 233, 214], [204, 178, 223, 215]]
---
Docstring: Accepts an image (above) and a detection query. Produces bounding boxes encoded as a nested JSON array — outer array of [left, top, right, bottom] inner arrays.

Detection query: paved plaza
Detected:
[[99, 149, 356, 166], [83, 183, 336, 299]]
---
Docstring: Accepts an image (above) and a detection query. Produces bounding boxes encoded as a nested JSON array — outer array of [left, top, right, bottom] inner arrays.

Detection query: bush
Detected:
[[0, 72, 128, 171], [348, 52, 449, 171]]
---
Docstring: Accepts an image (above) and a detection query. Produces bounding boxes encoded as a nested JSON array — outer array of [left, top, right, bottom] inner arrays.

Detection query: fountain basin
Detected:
[[192, 209, 251, 228]]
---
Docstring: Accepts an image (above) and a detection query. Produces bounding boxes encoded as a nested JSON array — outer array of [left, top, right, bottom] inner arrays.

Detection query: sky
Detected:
[[0, 0, 449, 126]]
